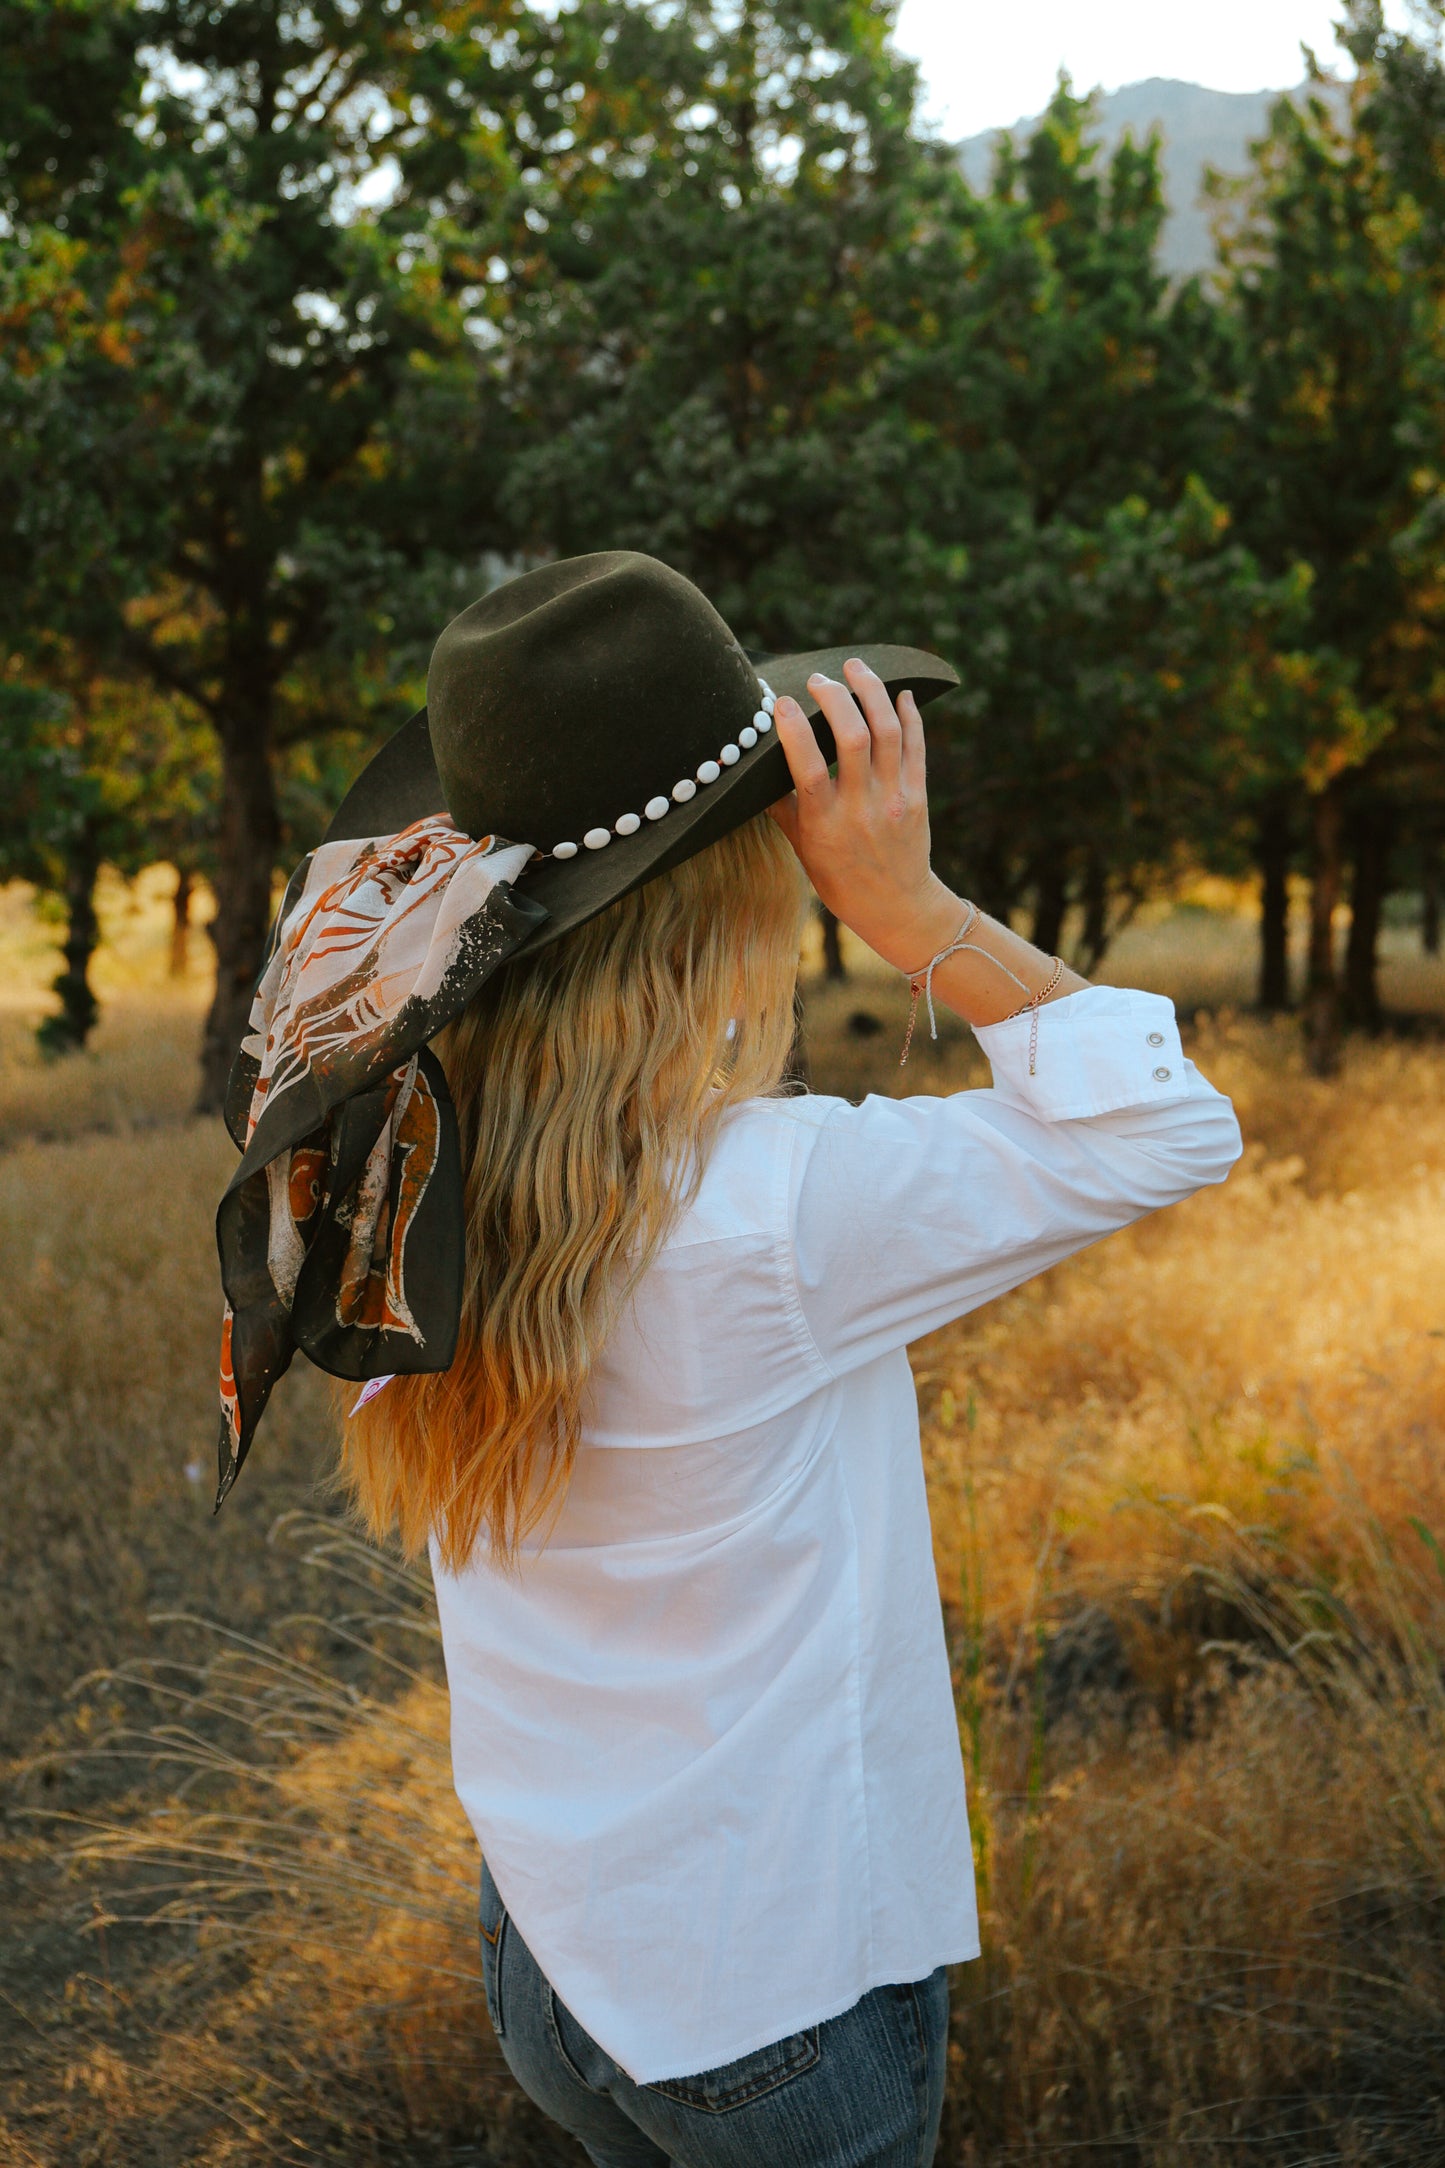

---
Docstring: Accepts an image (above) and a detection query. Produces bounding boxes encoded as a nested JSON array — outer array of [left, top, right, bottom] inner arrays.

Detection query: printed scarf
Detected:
[[215, 817, 546, 1507]]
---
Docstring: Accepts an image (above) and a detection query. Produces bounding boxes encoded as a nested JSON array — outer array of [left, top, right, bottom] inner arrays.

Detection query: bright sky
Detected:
[[894, 0, 1419, 139]]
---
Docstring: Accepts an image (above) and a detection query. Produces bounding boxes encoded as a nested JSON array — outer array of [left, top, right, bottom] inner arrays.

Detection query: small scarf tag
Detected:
[[350, 1374, 396, 1416]]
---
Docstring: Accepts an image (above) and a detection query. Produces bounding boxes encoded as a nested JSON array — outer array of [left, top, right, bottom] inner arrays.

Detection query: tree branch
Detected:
[[117, 627, 220, 721]]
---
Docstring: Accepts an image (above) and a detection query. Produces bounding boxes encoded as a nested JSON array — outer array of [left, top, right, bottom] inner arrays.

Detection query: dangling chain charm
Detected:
[[899, 902, 979, 1065], [1010, 955, 1065, 1077]]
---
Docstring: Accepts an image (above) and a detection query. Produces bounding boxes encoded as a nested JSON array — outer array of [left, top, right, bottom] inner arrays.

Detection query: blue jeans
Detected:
[[479, 1860, 948, 2168]]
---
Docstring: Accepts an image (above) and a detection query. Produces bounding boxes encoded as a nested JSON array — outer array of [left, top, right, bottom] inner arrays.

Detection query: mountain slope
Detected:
[[957, 76, 1304, 275]]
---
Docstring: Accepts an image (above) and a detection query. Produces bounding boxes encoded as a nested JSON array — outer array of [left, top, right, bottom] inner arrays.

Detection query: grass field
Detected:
[[2, 870, 1444, 2165]]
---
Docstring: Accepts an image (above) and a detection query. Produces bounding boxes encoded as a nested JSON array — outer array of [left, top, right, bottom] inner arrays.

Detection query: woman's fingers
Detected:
[[842, 658, 903, 792], [771, 672, 925, 864], [772, 694, 830, 806], [807, 672, 874, 795], [898, 688, 927, 798]]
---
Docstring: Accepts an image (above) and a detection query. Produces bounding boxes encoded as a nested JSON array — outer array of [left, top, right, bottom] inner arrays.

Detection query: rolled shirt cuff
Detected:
[[973, 985, 1191, 1121]]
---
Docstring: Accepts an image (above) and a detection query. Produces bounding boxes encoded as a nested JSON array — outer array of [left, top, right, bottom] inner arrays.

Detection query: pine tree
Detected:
[[1211, 47, 1443, 1068]]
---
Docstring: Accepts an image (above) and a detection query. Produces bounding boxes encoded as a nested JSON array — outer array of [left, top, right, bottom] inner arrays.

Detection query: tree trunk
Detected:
[[784, 985, 811, 1091], [1344, 804, 1393, 1033], [1304, 782, 1345, 1078], [1029, 854, 1069, 958], [969, 840, 1016, 930], [1256, 793, 1292, 1012], [1423, 837, 1441, 956], [1079, 855, 1110, 973], [198, 698, 279, 1113], [38, 822, 102, 1056], [819, 903, 846, 982], [170, 865, 194, 979]]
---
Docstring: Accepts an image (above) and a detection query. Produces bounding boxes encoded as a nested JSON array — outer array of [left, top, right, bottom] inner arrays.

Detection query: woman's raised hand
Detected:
[[768, 659, 963, 973]]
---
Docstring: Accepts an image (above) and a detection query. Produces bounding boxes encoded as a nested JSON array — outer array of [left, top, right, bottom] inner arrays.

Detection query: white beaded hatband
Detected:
[[548, 681, 777, 859]]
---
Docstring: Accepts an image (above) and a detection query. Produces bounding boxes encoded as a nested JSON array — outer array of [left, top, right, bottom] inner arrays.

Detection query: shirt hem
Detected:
[[613, 1940, 983, 2087]]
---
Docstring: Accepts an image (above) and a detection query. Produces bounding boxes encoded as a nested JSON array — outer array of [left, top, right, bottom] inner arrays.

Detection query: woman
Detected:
[[216, 553, 1240, 2168]]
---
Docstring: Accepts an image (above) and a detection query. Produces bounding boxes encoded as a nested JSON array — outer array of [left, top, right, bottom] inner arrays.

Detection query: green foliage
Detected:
[[1, 0, 1444, 1067], [463, 0, 962, 645], [927, 87, 1276, 931], [0, 680, 89, 892], [1212, 68, 1440, 714], [978, 80, 1218, 520], [469, 40, 1273, 944], [1199, 24, 1445, 1054], [0, 666, 215, 1050], [0, 0, 509, 741], [0, 0, 145, 230], [0, 671, 195, 894], [933, 484, 1304, 937]]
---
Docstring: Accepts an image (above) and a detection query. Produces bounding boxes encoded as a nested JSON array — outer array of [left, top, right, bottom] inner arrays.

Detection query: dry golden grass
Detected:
[[4, 876, 1445, 2163], [918, 1021, 1445, 1635]]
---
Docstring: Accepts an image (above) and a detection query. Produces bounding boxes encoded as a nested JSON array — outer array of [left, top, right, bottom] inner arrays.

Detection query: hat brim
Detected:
[[323, 643, 960, 955]]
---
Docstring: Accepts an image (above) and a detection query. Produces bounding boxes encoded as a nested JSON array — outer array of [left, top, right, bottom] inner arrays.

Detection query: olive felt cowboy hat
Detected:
[[325, 550, 960, 947], [213, 551, 958, 1506]]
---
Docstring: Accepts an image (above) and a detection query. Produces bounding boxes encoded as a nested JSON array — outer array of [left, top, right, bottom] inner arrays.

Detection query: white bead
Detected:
[[739, 726, 757, 749], [644, 796, 670, 821], [696, 759, 721, 785], [583, 827, 611, 850], [752, 710, 771, 732], [614, 811, 641, 835], [720, 743, 740, 765], [552, 840, 579, 859], [759, 680, 774, 698], [762, 695, 776, 715], [672, 777, 697, 802]]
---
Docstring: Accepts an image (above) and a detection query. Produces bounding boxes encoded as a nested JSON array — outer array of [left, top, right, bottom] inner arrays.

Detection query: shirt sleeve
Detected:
[[788, 985, 1242, 1376]]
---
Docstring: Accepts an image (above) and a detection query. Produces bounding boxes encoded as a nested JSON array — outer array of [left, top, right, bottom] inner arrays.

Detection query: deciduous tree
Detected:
[[1, 0, 526, 1104]]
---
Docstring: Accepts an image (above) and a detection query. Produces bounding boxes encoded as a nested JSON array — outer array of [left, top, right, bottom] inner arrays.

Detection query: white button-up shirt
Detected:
[[431, 986, 1242, 2084]]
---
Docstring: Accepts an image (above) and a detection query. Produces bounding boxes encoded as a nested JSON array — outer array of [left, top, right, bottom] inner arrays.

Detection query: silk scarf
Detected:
[[215, 816, 546, 1507]]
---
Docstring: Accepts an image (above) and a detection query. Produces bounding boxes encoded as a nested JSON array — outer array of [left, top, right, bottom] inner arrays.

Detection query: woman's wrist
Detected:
[[868, 879, 970, 976], [839, 877, 1088, 1024], [928, 921, 1088, 1029]]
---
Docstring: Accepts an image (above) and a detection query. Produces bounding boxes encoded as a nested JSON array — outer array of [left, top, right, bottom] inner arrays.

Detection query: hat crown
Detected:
[[426, 553, 764, 850]]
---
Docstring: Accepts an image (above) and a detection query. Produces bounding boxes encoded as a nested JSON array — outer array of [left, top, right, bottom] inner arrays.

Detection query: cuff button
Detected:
[[1153, 1065, 1172, 1081], [1147, 1031, 1165, 1046]]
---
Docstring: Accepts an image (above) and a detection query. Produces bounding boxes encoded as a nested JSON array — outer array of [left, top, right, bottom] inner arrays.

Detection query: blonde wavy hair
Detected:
[[340, 812, 810, 1570]]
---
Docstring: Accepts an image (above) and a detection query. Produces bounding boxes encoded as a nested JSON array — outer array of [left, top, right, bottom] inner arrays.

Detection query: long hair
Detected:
[[339, 812, 810, 1570]]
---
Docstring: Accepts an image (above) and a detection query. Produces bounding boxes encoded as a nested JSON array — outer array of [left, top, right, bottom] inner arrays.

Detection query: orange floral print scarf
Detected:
[[215, 817, 544, 1507]]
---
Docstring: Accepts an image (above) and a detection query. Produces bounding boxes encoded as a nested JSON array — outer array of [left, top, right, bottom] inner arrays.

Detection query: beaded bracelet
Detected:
[[899, 908, 1064, 1077]]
